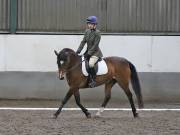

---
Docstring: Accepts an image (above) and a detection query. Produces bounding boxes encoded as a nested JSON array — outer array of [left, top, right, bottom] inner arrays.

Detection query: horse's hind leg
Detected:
[[117, 80, 138, 118], [74, 90, 91, 118], [96, 79, 116, 116]]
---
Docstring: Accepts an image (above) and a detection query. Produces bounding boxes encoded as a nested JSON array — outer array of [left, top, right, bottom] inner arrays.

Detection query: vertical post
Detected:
[[10, 0, 17, 33]]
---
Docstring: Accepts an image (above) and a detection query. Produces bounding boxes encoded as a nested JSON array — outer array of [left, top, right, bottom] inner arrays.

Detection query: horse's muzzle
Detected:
[[58, 70, 65, 80], [59, 76, 64, 80]]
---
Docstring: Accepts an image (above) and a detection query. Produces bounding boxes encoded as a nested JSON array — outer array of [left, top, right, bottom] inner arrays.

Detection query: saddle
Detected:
[[85, 58, 102, 74], [82, 57, 108, 76]]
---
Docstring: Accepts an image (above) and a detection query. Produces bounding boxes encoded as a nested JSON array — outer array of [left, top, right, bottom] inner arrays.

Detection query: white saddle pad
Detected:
[[82, 57, 108, 76]]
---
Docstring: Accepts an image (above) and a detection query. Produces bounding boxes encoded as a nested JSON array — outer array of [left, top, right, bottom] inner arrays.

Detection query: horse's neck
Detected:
[[66, 57, 82, 78], [69, 56, 81, 68]]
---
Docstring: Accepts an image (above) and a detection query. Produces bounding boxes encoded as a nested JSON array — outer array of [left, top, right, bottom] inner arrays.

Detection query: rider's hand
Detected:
[[76, 51, 80, 55], [84, 53, 91, 59]]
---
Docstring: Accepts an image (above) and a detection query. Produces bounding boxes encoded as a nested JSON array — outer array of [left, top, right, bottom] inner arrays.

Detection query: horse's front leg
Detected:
[[74, 90, 91, 118], [54, 89, 73, 118]]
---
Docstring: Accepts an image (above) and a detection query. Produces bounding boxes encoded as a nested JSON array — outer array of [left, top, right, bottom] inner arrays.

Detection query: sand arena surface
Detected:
[[0, 100, 180, 135]]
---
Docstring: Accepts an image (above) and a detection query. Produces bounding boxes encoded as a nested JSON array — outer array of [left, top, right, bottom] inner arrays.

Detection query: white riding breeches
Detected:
[[89, 56, 99, 68]]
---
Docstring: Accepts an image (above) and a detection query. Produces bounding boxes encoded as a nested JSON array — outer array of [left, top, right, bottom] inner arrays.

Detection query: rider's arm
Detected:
[[88, 32, 101, 55], [76, 32, 87, 54]]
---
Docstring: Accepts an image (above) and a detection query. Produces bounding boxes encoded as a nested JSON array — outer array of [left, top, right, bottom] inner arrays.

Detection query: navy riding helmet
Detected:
[[86, 16, 98, 24]]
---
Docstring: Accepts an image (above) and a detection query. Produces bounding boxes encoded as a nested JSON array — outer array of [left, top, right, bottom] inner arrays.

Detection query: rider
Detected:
[[76, 16, 103, 88]]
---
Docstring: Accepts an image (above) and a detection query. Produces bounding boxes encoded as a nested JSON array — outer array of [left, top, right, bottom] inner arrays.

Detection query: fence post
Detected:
[[10, 0, 17, 33]]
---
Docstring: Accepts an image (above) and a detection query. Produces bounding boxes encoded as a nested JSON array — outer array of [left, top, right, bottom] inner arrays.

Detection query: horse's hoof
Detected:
[[95, 112, 101, 117], [87, 114, 91, 118], [134, 113, 139, 118], [138, 103, 144, 109], [53, 113, 58, 119], [86, 112, 91, 118], [94, 114, 101, 118]]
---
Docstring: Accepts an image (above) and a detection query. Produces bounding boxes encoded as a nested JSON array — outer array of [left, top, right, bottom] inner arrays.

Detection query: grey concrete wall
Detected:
[[0, 72, 179, 102], [0, 35, 180, 72], [0, 35, 180, 101]]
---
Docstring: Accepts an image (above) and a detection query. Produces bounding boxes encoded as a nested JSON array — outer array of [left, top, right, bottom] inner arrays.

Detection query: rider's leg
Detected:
[[88, 56, 99, 88]]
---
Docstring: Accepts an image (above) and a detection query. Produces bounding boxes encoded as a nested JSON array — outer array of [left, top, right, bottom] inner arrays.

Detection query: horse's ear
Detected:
[[54, 50, 58, 56]]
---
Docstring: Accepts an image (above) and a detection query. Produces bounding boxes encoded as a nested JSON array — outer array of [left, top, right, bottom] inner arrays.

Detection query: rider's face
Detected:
[[87, 23, 96, 29]]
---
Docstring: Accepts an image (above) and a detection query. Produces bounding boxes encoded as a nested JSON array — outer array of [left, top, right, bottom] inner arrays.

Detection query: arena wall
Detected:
[[0, 35, 180, 102]]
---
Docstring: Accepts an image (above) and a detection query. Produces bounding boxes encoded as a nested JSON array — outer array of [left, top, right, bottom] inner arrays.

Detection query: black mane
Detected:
[[61, 48, 75, 54], [58, 48, 76, 61]]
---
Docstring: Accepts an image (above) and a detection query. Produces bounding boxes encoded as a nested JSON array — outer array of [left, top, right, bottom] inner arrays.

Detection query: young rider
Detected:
[[76, 16, 103, 88]]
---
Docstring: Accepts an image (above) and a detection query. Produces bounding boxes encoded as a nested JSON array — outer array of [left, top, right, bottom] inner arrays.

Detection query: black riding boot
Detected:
[[88, 67, 96, 88]]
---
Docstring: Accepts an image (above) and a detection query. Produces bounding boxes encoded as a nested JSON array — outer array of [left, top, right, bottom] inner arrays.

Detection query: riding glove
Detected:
[[84, 53, 91, 59], [76, 51, 80, 55]]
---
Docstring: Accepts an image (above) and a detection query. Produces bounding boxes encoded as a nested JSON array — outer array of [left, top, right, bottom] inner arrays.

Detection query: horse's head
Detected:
[[54, 48, 77, 80]]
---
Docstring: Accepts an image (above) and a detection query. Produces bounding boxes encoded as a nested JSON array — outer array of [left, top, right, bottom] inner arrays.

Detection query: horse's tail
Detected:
[[128, 61, 144, 108]]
